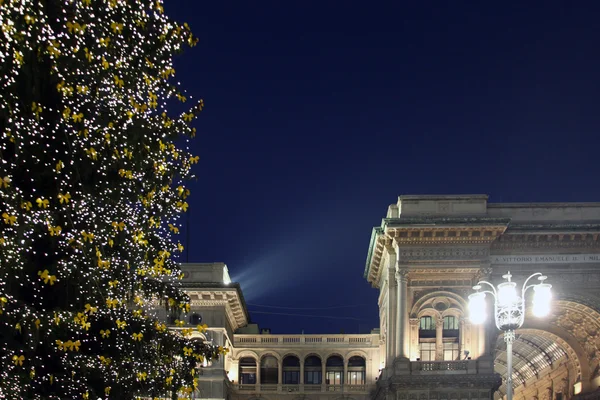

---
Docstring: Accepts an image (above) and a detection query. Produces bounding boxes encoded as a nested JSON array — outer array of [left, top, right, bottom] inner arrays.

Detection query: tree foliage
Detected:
[[0, 0, 218, 398]]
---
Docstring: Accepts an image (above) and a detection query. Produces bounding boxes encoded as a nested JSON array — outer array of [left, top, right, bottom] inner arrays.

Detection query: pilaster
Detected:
[[277, 359, 282, 390], [343, 359, 348, 386], [477, 265, 494, 359], [409, 318, 419, 360], [386, 264, 397, 368], [395, 267, 409, 360], [459, 317, 467, 359], [435, 317, 444, 360], [321, 359, 327, 391]]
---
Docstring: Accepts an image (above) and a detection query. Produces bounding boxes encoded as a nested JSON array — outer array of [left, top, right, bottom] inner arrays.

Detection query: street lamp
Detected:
[[468, 271, 552, 400]]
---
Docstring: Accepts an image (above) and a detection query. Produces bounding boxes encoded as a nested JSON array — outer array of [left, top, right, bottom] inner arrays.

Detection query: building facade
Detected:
[[181, 195, 600, 400]]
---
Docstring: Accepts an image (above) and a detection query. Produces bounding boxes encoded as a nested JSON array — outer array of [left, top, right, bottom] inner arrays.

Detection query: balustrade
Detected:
[[233, 334, 378, 347]]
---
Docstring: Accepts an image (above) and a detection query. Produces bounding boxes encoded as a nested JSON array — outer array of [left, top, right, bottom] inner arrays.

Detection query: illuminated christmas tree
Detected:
[[0, 0, 221, 398]]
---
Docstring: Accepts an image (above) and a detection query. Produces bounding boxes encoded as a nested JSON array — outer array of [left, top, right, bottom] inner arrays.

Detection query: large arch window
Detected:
[[325, 355, 344, 386], [260, 356, 278, 384], [304, 355, 322, 385], [347, 356, 366, 385], [239, 357, 257, 384], [282, 355, 300, 384], [419, 316, 436, 361]]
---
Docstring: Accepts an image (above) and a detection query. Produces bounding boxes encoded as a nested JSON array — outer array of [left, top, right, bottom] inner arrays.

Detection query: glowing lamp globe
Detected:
[[468, 291, 487, 324], [497, 281, 518, 307], [532, 283, 552, 317]]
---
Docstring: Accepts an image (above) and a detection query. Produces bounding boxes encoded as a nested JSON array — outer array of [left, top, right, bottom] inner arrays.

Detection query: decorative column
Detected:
[[435, 317, 444, 360], [300, 359, 304, 385], [343, 359, 348, 388], [256, 362, 261, 391], [278, 359, 282, 391], [386, 266, 397, 367], [459, 317, 466, 359], [478, 265, 494, 357], [395, 268, 409, 360], [409, 318, 420, 360], [321, 358, 327, 391]]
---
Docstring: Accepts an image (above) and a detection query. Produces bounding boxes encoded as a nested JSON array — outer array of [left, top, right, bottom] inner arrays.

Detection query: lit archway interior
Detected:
[[493, 298, 600, 399], [494, 331, 570, 399]]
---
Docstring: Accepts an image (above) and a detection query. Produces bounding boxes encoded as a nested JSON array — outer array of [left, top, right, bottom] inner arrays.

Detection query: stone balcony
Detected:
[[235, 383, 369, 394], [233, 333, 379, 347], [373, 359, 501, 400]]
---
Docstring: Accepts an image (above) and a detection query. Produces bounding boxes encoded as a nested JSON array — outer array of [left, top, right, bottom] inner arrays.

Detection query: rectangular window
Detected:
[[283, 371, 299, 384], [420, 342, 436, 361], [420, 316, 433, 330], [346, 371, 365, 385], [326, 371, 342, 385], [305, 371, 321, 384], [240, 373, 256, 384], [443, 342, 459, 361], [443, 316, 459, 338], [419, 316, 436, 338], [443, 316, 458, 330]]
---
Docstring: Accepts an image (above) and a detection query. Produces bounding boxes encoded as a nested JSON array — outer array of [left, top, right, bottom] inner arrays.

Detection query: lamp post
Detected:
[[468, 271, 552, 400]]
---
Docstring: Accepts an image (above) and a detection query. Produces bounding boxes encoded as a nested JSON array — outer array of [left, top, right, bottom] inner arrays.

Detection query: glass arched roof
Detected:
[[494, 332, 567, 399]]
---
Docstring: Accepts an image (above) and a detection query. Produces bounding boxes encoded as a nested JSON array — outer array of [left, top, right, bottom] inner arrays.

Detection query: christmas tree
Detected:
[[0, 0, 221, 398]]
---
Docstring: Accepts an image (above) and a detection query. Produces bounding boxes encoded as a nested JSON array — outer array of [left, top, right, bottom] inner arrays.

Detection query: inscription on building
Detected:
[[490, 254, 600, 264]]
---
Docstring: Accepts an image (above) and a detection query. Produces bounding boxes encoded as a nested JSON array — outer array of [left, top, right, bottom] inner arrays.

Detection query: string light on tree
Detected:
[[0, 0, 224, 398]]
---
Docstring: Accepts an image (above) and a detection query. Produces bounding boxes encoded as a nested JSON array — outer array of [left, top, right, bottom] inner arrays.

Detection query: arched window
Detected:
[[304, 355, 322, 385], [419, 316, 435, 337], [347, 356, 366, 385], [282, 355, 300, 384], [443, 316, 459, 333], [326, 355, 344, 386], [419, 316, 436, 361], [260, 356, 278, 384], [239, 357, 257, 384], [189, 313, 202, 325]]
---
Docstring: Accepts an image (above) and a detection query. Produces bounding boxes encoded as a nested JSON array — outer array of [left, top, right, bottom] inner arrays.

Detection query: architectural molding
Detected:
[[398, 246, 489, 262], [187, 288, 248, 331]]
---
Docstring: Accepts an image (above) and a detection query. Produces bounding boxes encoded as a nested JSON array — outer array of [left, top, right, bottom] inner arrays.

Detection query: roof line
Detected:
[[363, 226, 383, 280], [182, 282, 251, 324]]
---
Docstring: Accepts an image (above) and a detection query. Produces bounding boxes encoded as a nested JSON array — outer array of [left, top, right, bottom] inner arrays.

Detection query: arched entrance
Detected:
[[493, 298, 600, 399]]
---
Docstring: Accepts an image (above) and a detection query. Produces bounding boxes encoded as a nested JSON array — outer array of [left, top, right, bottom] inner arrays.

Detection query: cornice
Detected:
[[365, 225, 505, 286], [186, 288, 249, 331], [492, 232, 600, 252]]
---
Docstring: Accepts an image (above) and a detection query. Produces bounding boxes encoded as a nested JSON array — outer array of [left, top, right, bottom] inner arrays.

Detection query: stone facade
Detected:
[[366, 195, 600, 400], [175, 195, 600, 400]]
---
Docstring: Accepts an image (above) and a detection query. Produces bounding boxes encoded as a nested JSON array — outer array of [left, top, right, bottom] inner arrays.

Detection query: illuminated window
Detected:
[[326, 355, 344, 385], [419, 316, 435, 339], [239, 357, 257, 384], [347, 356, 366, 385], [420, 342, 435, 361], [420, 316, 433, 330], [443, 316, 459, 338], [443, 342, 459, 361]]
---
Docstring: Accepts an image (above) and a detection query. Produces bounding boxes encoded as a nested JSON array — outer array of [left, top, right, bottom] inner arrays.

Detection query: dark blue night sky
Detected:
[[165, 1, 600, 334]]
